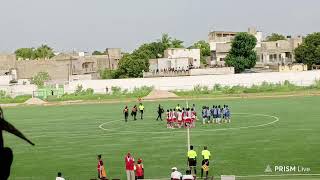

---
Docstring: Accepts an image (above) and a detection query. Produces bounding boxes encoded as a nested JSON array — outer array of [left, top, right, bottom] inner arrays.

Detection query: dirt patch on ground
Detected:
[[24, 98, 47, 105], [143, 89, 178, 100]]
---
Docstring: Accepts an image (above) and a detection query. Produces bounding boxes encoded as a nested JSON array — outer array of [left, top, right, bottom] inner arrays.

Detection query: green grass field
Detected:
[[3, 96, 320, 180]]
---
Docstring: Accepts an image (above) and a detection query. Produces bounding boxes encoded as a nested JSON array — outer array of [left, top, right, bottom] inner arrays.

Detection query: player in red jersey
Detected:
[[191, 108, 197, 128], [166, 109, 171, 128], [185, 108, 192, 128], [172, 109, 177, 128]]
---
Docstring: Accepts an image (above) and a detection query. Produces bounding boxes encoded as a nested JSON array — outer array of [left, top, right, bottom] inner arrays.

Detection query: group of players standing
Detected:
[[166, 104, 197, 129], [201, 105, 231, 124]]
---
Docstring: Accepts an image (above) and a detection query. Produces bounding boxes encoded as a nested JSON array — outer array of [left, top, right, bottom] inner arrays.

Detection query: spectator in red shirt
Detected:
[[125, 152, 135, 180], [97, 155, 107, 179], [135, 158, 144, 179]]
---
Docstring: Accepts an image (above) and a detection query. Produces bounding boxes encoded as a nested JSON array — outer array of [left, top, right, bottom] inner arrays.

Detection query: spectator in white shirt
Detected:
[[182, 170, 194, 180], [171, 167, 182, 180], [56, 172, 65, 180]]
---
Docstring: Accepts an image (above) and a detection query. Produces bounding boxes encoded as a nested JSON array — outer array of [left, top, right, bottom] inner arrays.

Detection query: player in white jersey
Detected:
[[177, 110, 183, 128]]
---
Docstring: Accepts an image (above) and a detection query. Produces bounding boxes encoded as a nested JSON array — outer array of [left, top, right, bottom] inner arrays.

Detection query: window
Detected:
[[269, 55, 273, 60]]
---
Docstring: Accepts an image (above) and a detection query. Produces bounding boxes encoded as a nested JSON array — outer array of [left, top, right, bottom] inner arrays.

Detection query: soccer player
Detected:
[[191, 108, 196, 128], [213, 106, 218, 124], [123, 106, 129, 122], [173, 109, 177, 124], [206, 106, 211, 123], [166, 109, 170, 128], [177, 109, 183, 128], [201, 146, 211, 179], [139, 103, 145, 120], [226, 105, 231, 123], [135, 158, 144, 179], [217, 105, 222, 124], [210, 106, 215, 123], [187, 145, 197, 176], [202, 106, 207, 125], [131, 105, 137, 121], [185, 108, 192, 128]]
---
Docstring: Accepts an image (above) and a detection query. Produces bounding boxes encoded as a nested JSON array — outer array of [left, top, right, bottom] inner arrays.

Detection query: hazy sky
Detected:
[[0, 0, 319, 53]]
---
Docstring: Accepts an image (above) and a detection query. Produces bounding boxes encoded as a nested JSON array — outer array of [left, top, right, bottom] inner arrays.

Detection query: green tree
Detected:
[[171, 38, 184, 48], [294, 32, 320, 68], [190, 40, 211, 66], [117, 54, 147, 78], [31, 72, 50, 88], [225, 32, 257, 73], [92, 51, 105, 55], [114, 34, 184, 78], [266, 33, 286, 41], [15, 45, 55, 60], [34, 45, 55, 59], [15, 48, 35, 60]]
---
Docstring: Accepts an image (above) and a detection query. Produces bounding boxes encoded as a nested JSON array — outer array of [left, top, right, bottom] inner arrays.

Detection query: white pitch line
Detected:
[[98, 113, 280, 135]]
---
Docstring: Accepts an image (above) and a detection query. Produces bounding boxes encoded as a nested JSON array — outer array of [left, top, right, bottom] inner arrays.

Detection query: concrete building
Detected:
[[164, 48, 201, 68], [257, 37, 302, 65], [0, 48, 122, 84], [208, 27, 302, 66], [149, 57, 190, 72]]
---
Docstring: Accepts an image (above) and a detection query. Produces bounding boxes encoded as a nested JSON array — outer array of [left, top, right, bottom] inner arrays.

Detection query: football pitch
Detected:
[[3, 96, 320, 180]]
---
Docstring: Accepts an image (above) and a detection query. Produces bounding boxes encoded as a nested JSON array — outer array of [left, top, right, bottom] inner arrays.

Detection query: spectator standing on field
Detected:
[[97, 155, 107, 179], [124, 106, 129, 122], [56, 172, 65, 180], [131, 105, 138, 121], [135, 158, 144, 179], [156, 104, 164, 121], [125, 152, 135, 180]]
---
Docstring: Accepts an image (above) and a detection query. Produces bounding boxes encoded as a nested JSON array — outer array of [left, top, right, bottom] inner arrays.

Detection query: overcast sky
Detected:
[[0, 0, 319, 53]]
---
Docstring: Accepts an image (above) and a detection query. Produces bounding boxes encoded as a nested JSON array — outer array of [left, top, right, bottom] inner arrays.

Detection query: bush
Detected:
[[193, 85, 210, 94], [131, 86, 154, 97], [31, 72, 50, 88], [99, 69, 117, 79], [111, 86, 122, 95], [0, 90, 7, 98]]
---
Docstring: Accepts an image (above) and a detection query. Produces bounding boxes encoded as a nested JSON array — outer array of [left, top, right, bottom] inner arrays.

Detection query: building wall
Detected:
[[278, 64, 308, 72], [149, 58, 190, 71], [189, 67, 234, 75], [16, 60, 71, 81], [164, 48, 201, 68], [65, 70, 320, 93], [0, 54, 16, 75]]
